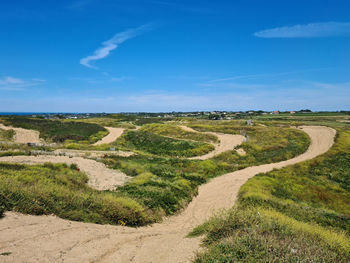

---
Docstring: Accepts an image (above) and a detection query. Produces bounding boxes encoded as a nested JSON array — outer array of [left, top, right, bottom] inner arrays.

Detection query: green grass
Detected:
[[0, 128, 15, 141], [140, 123, 218, 143], [190, 127, 350, 262], [195, 124, 310, 169], [65, 117, 136, 129], [0, 162, 152, 225], [115, 130, 215, 157], [1, 117, 107, 143]]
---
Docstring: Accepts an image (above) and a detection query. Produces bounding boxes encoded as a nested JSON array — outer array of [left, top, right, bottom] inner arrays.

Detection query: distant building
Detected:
[[290, 111, 296, 114]]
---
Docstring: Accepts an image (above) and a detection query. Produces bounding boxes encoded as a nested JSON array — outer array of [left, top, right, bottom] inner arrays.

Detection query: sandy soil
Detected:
[[236, 148, 246, 156], [0, 155, 130, 191], [93, 127, 125, 146], [0, 123, 41, 144], [0, 126, 336, 263], [180, 126, 246, 160]]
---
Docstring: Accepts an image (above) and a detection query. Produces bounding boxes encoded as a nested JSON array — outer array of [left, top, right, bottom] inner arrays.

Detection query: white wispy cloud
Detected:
[[80, 24, 154, 69], [254, 22, 350, 38], [0, 76, 45, 91]]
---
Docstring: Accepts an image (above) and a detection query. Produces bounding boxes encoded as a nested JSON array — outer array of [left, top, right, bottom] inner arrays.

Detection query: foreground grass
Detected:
[[190, 127, 350, 262], [1, 117, 107, 143], [0, 163, 151, 225]]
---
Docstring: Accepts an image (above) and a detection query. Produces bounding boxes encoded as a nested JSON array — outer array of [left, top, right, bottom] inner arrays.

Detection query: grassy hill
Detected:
[[190, 126, 350, 262], [1, 117, 107, 143]]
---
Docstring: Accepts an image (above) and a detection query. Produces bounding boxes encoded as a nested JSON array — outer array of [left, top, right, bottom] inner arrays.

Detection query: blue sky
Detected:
[[1, 0, 349, 112]]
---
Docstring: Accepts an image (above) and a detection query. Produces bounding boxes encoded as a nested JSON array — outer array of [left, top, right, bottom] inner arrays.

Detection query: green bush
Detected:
[[116, 130, 215, 157], [2, 117, 107, 143], [140, 123, 218, 142]]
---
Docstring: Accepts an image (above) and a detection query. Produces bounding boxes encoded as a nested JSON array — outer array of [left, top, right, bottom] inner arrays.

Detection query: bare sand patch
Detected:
[[0, 126, 336, 263], [93, 127, 125, 146], [180, 126, 246, 160], [0, 123, 40, 144], [236, 148, 246, 156]]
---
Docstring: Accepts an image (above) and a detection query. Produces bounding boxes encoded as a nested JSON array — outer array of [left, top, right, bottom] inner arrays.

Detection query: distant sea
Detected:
[[0, 112, 70, 116]]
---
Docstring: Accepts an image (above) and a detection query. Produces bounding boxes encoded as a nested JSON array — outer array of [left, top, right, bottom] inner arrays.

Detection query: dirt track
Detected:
[[0, 126, 336, 263], [93, 127, 125, 146], [0, 123, 41, 144], [180, 126, 246, 160]]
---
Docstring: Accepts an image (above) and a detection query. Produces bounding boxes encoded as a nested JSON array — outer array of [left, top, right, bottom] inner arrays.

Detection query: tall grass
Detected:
[[0, 163, 152, 225]]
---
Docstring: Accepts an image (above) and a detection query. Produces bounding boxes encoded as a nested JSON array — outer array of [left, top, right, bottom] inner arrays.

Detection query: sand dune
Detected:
[[0, 126, 336, 263]]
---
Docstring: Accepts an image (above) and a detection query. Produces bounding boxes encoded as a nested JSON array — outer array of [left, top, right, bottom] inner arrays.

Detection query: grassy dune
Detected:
[[140, 123, 218, 143], [1, 117, 107, 143], [190, 127, 350, 262], [115, 130, 215, 157], [0, 163, 150, 225], [0, 122, 311, 226]]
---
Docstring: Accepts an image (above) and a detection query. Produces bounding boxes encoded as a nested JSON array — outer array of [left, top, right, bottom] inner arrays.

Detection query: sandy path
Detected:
[[0, 126, 336, 263], [180, 126, 246, 160], [0, 123, 41, 144], [93, 127, 125, 146], [0, 155, 130, 191]]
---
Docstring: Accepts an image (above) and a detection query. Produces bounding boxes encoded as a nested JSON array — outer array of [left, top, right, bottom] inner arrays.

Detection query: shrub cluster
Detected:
[[2, 117, 107, 143]]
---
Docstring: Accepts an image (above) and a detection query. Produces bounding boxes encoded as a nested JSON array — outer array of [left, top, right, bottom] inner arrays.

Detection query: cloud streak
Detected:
[[0, 76, 45, 91], [254, 22, 350, 38], [80, 24, 154, 69]]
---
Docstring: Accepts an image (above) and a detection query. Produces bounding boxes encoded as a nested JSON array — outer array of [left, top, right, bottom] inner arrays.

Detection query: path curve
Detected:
[[0, 155, 130, 191], [0, 123, 41, 144], [93, 127, 125, 146], [180, 126, 246, 160], [0, 126, 336, 263]]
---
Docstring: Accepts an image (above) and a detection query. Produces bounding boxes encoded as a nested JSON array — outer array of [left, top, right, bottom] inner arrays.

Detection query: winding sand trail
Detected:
[[0, 123, 41, 144], [0, 155, 130, 191], [0, 126, 336, 263], [93, 127, 125, 146], [180, 126, 246, 160]]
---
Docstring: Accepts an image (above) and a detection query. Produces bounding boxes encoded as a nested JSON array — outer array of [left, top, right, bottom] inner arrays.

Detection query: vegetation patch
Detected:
[[0, 120, 312, 228], [0, 163, 152, 225], [1, 117, 107, 143], [190, 127, 350, 262], [115, 130, 215, 157], [0, 128, 15, 141], [140, 123, 218, 143]]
